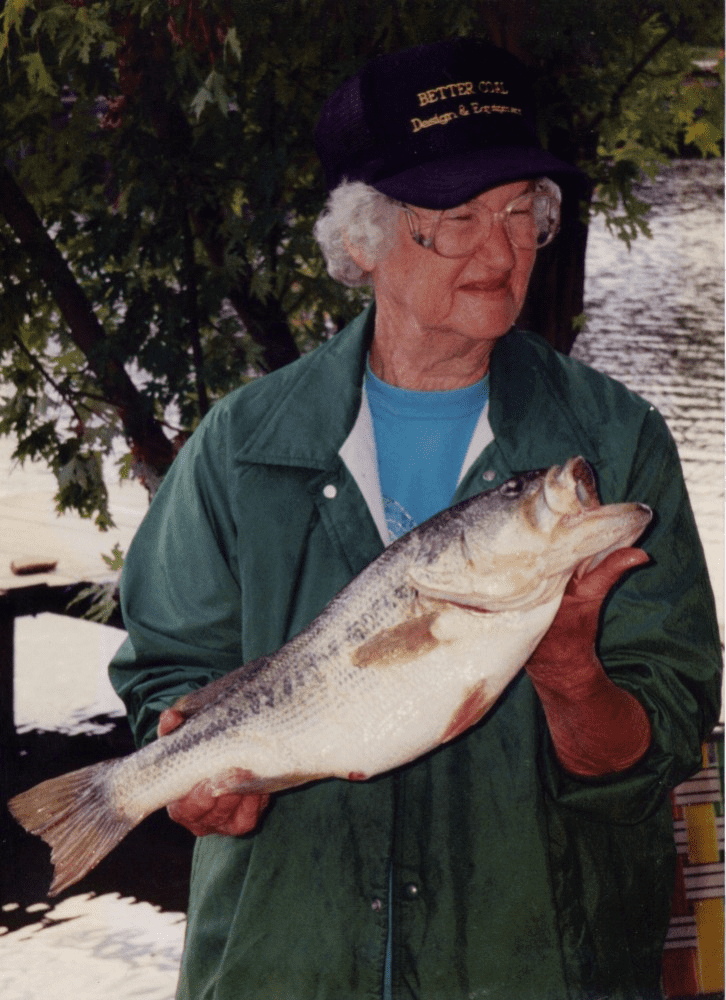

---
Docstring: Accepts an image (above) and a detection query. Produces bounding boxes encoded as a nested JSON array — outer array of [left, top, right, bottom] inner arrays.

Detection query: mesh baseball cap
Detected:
[[315, 38, 588, 209]]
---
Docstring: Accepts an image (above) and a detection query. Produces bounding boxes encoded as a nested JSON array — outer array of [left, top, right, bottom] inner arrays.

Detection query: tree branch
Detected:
[[11, 332, 88, 428], [587, 20, 681, 134], [135, 31, 301, 374], [0, 164, 175, 475], [181, 203, 210, 417]]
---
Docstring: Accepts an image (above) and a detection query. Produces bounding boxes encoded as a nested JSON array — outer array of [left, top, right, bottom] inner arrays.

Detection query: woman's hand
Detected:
[[157, 708, 270, 837], [525, 548, 652, 777]]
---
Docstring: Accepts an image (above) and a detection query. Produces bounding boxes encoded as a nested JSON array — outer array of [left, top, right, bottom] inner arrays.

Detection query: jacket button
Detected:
[[323, 484, 337, 499], [404, 883, 419, 899], [482, 470, 496, 482]]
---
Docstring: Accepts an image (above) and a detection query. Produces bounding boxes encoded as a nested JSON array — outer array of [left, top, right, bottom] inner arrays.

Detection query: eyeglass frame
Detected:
[[396, 177, 562, 257]]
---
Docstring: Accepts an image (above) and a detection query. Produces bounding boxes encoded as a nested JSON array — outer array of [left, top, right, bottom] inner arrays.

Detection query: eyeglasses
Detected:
[[398, 183, 561, 257]]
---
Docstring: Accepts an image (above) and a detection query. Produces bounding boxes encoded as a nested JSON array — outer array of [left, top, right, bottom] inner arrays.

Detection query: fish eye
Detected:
[[499, 477, 525, 497]]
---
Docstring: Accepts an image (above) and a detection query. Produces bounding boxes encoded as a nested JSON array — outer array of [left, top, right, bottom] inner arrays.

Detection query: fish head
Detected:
[[408, 457, 652, 612]]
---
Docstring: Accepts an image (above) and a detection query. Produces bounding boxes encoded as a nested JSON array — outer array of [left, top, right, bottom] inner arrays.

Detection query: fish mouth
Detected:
[[543, 456, 599, 513], [544, 457, 652, 567]]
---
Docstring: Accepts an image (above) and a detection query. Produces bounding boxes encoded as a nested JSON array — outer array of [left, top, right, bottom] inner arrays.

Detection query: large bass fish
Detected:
[[9, 457, 651, 896]]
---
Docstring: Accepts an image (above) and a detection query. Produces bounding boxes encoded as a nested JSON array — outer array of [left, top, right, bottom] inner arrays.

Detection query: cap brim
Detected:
[[370, 146, 590, 208]]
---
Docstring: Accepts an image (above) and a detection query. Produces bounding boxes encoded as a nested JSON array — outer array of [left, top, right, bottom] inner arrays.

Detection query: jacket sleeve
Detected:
[[109, 406, 244, 749], [539, 406, 722, 821]]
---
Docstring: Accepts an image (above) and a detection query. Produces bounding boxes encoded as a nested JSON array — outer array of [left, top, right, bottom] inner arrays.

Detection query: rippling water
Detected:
[[572, 159, 724, 629]]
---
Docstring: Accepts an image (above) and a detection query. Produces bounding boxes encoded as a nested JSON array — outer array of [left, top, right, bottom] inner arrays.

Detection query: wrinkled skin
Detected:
[[524, 546, 652, 776], [361, 181, 537, 391], [528, 547, 650, 680]]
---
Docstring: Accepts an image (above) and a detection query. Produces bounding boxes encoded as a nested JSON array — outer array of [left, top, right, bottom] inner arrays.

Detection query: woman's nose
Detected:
[[474, 217, 516, 268]]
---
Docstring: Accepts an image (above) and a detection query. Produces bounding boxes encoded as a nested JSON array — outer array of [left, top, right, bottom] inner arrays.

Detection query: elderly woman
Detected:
[[110, 39, 721, 1000]]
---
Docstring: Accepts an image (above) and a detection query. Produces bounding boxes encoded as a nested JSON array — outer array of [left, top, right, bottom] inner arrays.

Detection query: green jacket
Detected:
[[110, 306, 721, 1000]]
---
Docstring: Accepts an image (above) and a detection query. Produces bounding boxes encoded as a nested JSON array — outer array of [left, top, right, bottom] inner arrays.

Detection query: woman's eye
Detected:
[[442, 210, 475, 224]]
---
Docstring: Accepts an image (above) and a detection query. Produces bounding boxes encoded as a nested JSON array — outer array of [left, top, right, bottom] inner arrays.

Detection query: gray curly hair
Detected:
[[313, 181, 397, 287]]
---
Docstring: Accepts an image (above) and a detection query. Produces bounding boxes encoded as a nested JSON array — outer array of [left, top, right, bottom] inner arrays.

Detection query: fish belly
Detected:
[[153, 595, 563, 795], [306, 596, 561, 778]]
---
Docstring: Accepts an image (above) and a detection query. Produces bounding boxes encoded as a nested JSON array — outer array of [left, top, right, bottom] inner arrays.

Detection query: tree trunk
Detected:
[[0, 165, 175, 475], [518, 191, 591, 354]]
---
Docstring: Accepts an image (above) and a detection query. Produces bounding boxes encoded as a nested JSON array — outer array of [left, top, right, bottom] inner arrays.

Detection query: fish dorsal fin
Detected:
[[171, 659, 267, 718]]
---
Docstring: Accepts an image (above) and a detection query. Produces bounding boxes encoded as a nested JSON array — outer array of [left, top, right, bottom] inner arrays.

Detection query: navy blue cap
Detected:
[[315, 38, 588, 209]]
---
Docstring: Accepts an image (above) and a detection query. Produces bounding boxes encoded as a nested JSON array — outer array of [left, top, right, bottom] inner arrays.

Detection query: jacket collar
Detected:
[[487, 329, 602, 470], [235, 304, 601, 472], [234, 305, 374, 470]]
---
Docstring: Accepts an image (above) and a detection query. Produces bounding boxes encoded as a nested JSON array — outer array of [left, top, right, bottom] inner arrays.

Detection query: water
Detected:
[[572, 159, 724, 632], [0, 893, 185, 1000]]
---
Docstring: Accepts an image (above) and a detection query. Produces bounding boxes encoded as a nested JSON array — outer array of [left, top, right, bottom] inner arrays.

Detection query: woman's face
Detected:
[[370, 181, 537, 349]]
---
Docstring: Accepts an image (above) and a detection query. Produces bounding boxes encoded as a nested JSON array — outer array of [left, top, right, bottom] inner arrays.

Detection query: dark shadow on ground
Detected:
[[0, 715, 194, 932]]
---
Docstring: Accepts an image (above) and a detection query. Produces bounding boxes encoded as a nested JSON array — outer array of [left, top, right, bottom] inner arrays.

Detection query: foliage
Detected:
[[526, 2, 724, 246], [0, 0, 722, 529], [66, 542, 124, 622]]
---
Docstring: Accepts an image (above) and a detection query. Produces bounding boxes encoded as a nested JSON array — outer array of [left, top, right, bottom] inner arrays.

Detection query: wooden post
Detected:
[[0, 581, 120, 806], [0, 596, 15, 814], [0, 597, 15, 752]]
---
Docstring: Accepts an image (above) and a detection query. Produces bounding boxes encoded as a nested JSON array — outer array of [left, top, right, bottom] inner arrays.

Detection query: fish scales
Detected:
[[7, 457, 652, 896]]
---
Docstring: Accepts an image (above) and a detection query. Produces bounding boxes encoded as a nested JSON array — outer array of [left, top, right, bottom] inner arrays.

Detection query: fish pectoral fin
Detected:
[[439, 683, 495, 744], [351, 611, 441, 668]]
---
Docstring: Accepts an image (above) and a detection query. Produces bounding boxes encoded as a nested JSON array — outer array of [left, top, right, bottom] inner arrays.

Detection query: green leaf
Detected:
[[20, 51, 58, 95], [0, 0, 721, 528], [101, 541, 125, 571], [225, 25, 241, 63], [0, 0, 33, 58], [190, 83, 214, 120]]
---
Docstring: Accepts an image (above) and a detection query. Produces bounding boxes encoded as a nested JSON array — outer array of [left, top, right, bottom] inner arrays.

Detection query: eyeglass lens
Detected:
[[409, 192, 559, 256]]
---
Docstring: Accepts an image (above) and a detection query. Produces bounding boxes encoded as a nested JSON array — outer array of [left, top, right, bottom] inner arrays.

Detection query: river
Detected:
[[573, 157, 724, 631]]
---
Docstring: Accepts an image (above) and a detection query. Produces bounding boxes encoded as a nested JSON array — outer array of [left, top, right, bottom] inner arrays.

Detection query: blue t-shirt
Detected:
[[365, 361, 490, 541]]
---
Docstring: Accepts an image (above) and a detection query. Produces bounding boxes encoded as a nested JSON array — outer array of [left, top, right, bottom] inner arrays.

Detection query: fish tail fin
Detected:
[[8, 760, 139, 896]]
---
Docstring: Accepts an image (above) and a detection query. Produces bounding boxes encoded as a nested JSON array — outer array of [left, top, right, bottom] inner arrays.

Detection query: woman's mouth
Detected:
[[459, 276, 511, 294]]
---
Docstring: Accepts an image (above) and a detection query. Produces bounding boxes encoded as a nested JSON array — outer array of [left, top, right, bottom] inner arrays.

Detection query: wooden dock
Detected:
[[0, 474, 147, 766]]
